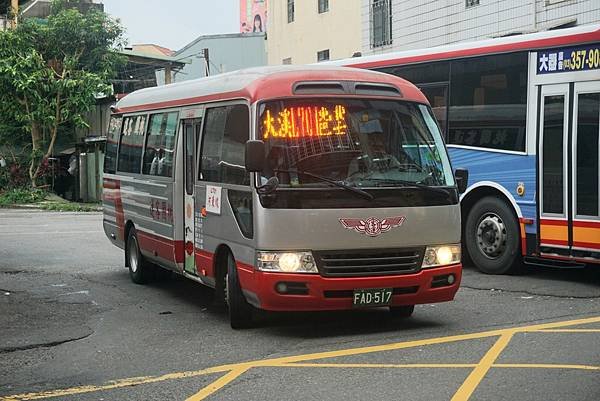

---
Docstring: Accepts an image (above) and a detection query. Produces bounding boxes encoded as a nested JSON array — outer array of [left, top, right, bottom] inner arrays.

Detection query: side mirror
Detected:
[[455, 168, 469, 194], [245, 140, 266, 172]]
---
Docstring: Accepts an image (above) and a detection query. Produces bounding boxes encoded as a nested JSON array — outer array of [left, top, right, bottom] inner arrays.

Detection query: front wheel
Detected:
[[465, 196, 522, 274], [226, 253, 255, 329]]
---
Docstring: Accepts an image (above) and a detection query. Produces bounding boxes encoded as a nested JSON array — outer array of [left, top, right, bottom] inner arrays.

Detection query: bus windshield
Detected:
[[258, 98, 455, 190]]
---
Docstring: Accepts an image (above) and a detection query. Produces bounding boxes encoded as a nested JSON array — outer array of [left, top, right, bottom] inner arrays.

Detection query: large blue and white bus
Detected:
[[331, 24, 600, 273]]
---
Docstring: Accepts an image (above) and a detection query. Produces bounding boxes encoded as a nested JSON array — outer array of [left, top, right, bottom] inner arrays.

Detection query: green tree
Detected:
[[0, 0, 125, 187]]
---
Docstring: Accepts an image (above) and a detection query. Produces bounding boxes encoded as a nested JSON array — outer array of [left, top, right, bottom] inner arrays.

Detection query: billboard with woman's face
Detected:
[[240, 0, 267, 33]]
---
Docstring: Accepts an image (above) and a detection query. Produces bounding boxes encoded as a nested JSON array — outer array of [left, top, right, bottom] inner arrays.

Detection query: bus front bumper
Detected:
[[237, 263, 462, 312]]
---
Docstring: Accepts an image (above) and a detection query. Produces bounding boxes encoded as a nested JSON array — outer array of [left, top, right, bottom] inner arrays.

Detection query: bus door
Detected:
[[183, 117, 203, 276], [538, 82, 600, 258]]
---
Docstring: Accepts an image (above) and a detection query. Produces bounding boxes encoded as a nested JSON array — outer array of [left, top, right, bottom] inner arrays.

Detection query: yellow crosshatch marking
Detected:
[[1, 316, 599, 401]]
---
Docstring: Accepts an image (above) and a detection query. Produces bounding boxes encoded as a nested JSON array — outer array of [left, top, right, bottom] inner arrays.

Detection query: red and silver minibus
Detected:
[[103, 66, 466, 328]]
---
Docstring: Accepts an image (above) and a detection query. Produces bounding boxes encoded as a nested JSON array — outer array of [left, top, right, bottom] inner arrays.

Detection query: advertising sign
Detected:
[[537, 44, 600, 74], [240, 0, 267, 33]]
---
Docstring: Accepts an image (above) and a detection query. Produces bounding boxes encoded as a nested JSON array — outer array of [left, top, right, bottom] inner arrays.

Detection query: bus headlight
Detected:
[[422, 244, 461, 268], [257, 251, 318, 273]]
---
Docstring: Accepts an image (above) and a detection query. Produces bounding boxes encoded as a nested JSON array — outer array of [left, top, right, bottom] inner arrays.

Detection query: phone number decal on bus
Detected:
[[537, 45, 600, 74]]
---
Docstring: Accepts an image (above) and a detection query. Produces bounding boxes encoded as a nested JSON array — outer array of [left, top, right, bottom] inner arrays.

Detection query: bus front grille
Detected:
[[313, 248, 424, 277]]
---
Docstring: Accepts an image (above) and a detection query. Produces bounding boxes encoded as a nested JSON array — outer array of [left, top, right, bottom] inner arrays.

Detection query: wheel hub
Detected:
[[129, 240, 139, 273], [476, 213, 507, 259]]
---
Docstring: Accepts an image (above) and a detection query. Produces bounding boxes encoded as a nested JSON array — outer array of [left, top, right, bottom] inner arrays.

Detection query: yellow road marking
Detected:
[[451, 333, 514, 401], [0, 366, 233, 401], [186, 367, 250, 401], [528, 329, 600, 333], [495, 364, 600, 371], [2, 315, 600, 401], [271, 363, 477, 369]]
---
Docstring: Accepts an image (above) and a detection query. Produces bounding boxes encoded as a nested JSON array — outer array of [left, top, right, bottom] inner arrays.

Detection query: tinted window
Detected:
[[448, 53, 527, 151], [104, 116, 121, 174], [143, 112, 178, 177], [118, 115, 146, 174], [379, 62, 449, 85], [542, 95, 565, 215], [576, 92, 599, 217], [200, 105, 250, 185]]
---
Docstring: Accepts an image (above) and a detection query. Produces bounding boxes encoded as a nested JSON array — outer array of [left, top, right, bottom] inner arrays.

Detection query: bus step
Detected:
[[523, 256, 586, 269]]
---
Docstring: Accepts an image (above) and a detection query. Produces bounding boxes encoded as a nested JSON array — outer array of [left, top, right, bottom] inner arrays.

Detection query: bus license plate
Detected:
[[353, 288, 393, 308]]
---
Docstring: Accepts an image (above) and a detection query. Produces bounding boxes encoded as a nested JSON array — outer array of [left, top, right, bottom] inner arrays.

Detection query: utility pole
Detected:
[[202, 48, 210, 76], [10, 0, 18, 28]]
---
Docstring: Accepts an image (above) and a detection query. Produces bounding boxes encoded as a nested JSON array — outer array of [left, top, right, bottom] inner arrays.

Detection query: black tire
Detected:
[[465, 196, 522, 274], [226, 253, 254, 329], [127, 228, 150, 284], [389, 305, 415, 318]]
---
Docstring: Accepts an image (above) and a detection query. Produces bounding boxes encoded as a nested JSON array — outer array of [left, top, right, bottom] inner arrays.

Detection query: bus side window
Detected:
[[143, 112, 178, 177], [118, 114, 147, 174], [200, 104, 250, 185], [104, 115, 122, 174]]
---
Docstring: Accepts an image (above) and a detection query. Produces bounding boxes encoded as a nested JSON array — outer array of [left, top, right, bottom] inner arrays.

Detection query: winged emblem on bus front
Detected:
[[339, 216, 406, 237]]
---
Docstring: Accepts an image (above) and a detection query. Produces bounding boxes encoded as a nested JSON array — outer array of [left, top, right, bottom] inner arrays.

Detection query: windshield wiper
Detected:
[[366, 178, 451, 196], [271, 169, 374, 201]]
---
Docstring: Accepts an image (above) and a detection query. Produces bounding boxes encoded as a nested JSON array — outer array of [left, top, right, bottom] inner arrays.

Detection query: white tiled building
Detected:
[[363, 0, 600, 55]]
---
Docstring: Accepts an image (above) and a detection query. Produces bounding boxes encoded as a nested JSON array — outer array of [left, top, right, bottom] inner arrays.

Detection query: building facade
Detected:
[[167, 33, 267, 84], [362, 0, 600, 55], [267, 0, 362, 65]]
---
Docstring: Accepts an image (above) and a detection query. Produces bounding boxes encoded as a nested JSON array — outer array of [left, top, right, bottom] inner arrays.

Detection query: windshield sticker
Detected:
[[205, 185, 222, 215], [340, 216, 406, 237]]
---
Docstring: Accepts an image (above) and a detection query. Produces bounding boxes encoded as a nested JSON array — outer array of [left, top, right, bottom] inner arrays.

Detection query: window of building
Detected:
[[318, 0, 329, 13], [287, 0, 294, 23], [142, 112, 178, 177], [282, 57, 292, 65], [104, 115, 122, 174], [317, 49, 330, 62], [371, 0, 392, 48], [200, 104, 250, 185], [448, 52, 528, 152], [466, 0, 480, 7], [118, 114, 147, 173]]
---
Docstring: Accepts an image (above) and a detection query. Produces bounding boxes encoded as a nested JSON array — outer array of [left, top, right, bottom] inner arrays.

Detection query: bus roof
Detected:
[[326, 23, 600, 70], [114, 65, 427, 114]]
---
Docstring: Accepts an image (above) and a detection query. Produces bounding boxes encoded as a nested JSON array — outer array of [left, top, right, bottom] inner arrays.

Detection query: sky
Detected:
[[101, 0, 240, 51]]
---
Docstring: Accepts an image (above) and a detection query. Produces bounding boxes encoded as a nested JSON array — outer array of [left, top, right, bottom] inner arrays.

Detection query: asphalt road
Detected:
[[1, 209, 599, 401]]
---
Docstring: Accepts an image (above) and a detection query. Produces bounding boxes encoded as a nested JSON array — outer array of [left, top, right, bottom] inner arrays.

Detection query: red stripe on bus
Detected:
[[346, 30, 600, 69], [573, 241, 600, 250], [104, 178, 125, 241], [195, 249, 215, 277], [137, 231, 176, 263], [540, 239, 569, 246], [539, 253, 600, 265], [573, 220, 600, 229], [540, 219, 568, 226]]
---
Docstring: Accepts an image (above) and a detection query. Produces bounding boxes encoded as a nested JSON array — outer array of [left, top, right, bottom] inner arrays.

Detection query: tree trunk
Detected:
[[29, 122, 42, 188]]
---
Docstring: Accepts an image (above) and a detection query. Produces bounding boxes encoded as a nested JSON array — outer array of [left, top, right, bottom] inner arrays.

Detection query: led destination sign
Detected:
[[537, 44, 600, 74], [262, 105, 348, 139]]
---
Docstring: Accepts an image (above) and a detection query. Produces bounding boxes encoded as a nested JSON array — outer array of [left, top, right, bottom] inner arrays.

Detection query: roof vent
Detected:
[[293, 81, 346, 95], [354, 83, 401, 97]]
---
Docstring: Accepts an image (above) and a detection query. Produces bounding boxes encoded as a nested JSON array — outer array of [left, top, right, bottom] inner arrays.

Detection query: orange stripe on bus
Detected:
[[540, 224, 568, 242]]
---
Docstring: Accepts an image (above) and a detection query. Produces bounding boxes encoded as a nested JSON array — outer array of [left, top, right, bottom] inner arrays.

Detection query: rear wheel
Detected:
[[389, 305, 415, 318], [226, 253, 254, 329], [465, 196, 522, 274], [127, 228, 150, 284]]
